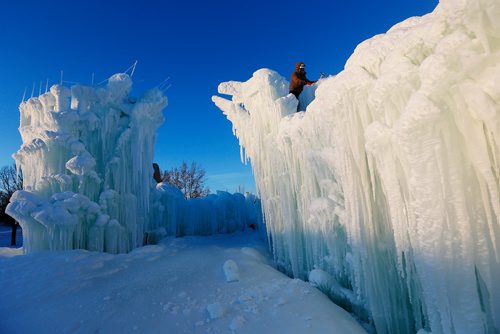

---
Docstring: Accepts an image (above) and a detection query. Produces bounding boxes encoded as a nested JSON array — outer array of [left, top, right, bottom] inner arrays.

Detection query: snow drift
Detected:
[[213, 0, 500, 333]]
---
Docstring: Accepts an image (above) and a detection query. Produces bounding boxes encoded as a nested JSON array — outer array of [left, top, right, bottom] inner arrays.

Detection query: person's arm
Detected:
[[305, 75, 317, 85]]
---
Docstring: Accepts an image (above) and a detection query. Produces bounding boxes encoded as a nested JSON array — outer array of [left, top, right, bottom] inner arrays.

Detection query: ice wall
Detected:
[[213, 0, 500, 333], [7, 74, 167, 253], [148, 184, 264, 242]]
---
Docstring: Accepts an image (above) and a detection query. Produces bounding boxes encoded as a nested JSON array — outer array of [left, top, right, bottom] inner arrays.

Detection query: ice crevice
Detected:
[[212, 0, 500, 333]]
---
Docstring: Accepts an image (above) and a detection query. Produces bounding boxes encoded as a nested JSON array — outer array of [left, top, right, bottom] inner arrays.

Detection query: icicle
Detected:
[[157, 76, 170, 90], [21, 87, 27, 102], [130, 60, 138, 77]]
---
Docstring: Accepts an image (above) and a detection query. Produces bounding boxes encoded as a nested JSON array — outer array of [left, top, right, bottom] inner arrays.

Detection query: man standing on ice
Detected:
[[289, 61, 317, 110]]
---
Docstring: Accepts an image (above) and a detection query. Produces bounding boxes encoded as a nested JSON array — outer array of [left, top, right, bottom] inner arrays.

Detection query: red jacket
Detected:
[[289, 62, 316, 98]]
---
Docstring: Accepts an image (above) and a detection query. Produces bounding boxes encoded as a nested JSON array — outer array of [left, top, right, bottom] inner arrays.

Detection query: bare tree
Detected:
[[162, 161, 210, 199], [0, 165, 23, 246]]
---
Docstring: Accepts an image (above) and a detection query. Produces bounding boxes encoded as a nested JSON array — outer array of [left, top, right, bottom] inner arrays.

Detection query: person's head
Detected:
[[296, 61, 306, 73]]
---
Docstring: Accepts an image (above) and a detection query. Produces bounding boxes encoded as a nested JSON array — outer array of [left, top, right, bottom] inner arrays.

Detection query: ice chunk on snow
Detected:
[[308, 269, 334, 292], [223, 259, 240, 282], [206, 302, 225, 319]]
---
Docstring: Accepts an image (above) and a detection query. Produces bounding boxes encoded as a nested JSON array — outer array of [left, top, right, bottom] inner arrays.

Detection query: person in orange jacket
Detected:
[[289, 61, 317, 99]]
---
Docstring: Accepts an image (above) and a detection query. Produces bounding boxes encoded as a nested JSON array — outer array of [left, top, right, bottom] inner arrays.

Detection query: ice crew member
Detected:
[[289, 62, 317, 99]]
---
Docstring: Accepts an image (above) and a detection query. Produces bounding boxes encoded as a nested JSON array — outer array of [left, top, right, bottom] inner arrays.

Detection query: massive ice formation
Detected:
[[213, 0, 500, 333], [7, 74, 167, 253], [7, 74, 264, 254]]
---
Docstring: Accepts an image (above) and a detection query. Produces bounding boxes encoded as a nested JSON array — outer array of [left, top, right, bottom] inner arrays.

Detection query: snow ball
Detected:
[[223, 259, 240, 282], [308, 268, 334, 292], [206, 303, 225, 319], [229, 315, 246, 331]]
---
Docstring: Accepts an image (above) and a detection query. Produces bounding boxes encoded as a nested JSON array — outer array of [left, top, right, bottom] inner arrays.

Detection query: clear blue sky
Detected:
[[0, 0, 438, 194]]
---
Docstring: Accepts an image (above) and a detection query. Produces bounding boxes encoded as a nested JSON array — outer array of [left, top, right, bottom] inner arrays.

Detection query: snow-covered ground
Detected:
[[0, 231, 367, 334]]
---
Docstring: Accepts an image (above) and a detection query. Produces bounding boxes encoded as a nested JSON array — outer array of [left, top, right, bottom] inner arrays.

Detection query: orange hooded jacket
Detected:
[[289, 62, 316, 98]]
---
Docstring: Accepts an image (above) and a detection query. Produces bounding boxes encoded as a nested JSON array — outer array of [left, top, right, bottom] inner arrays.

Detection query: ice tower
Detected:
[[7, 74, 167, 253]]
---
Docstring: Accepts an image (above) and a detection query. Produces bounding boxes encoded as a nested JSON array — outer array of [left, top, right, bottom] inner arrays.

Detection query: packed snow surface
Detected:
[[0, 232, 367, 334], [213, 0, 500, 333]]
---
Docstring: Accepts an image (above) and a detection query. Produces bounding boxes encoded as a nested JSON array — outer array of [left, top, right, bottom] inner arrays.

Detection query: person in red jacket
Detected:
[[289, 61, 317, 99]]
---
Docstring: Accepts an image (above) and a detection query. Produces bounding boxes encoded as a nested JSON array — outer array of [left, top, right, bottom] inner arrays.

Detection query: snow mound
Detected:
[[213, 0, 500, 333]]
